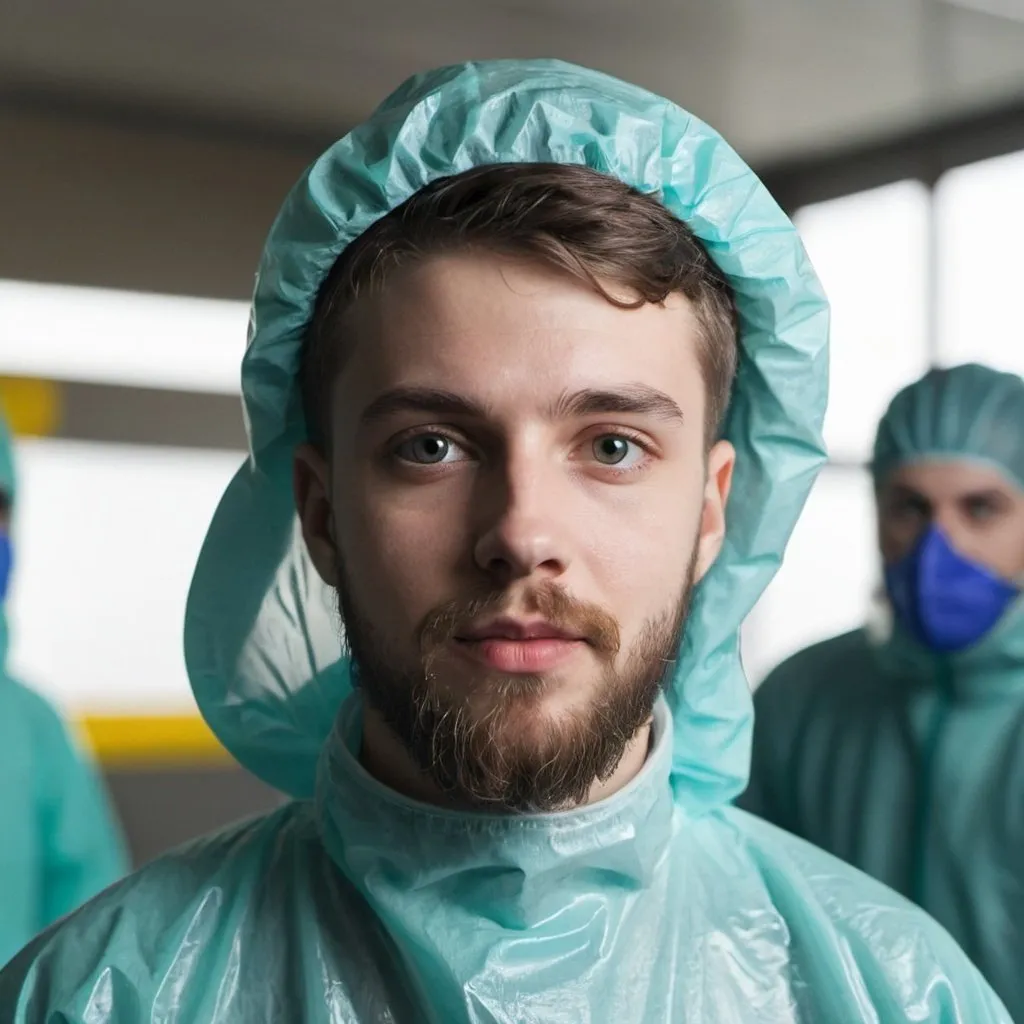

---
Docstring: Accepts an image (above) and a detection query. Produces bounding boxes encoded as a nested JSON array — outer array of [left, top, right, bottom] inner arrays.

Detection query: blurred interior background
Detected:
[[1, 0, 1023, 865]]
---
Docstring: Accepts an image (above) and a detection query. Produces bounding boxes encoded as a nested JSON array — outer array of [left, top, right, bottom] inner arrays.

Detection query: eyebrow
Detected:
[[887, 485, 929, 501], [960, 488, 1012, 504], [358, 384, 685, 427], [360, 388, 487, 426], [887, 485, 1011, 505], [551, 385, 685, 423]]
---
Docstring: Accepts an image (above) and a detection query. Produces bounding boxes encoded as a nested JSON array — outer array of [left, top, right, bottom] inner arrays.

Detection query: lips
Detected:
[[455, 618, 586, 643], [453, 618, 588, 673]]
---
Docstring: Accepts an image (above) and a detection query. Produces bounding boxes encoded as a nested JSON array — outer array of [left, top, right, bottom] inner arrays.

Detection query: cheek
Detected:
[[583, 475, 704, 621], [333, 471, 472, 628], [878, 516, 921, 563], [970, 517, 1024, 580], [1014, 523, 1024, 577]]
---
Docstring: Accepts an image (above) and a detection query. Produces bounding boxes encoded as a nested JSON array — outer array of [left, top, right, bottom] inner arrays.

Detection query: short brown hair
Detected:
[[302, 163, 737, 445]]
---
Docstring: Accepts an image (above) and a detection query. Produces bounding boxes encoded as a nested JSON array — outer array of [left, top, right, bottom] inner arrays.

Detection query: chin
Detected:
[[443, 665, 602, 734]]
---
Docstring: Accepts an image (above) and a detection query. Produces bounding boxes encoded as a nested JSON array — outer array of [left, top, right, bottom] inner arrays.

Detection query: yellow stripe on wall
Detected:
[[0, 377, 63, 437], [80, 714, 232, 768]]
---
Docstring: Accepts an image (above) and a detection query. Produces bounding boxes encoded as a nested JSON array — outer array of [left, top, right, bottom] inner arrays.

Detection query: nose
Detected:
[[472, 459, 571, 587], [932, 508, 967, 552]]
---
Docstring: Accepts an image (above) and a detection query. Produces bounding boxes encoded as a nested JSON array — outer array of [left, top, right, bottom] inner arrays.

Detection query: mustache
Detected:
[[417, 583, 621, 658]]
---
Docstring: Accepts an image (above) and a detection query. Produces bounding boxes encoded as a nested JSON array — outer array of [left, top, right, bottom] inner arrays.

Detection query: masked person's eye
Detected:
[[964, 497, 1001, 523], [889, 496, 930, 522], [395, 433, 471, 466]]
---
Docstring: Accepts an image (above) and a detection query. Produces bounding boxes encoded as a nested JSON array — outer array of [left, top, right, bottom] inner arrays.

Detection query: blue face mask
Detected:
[[0, 532, 11, 605], [884, 525, 1021, 653]]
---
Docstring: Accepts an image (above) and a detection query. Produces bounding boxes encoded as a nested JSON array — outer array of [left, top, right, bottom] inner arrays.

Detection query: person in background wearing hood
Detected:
[[743, 362, 1024, 1019], [0, 411, 128, 968], [0, 62, 1011, 1022]]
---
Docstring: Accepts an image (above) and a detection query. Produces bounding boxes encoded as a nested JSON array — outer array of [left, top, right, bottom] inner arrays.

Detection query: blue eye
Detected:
[[395, 434, 466, 465], [591, 435, 643, 468]]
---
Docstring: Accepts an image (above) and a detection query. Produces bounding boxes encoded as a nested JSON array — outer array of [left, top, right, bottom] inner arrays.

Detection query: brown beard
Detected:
[[335, 563, 695, 813]]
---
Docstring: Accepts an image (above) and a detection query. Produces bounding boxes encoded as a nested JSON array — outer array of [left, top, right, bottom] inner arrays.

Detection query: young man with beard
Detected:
[[0, 60, 1010, 1022]]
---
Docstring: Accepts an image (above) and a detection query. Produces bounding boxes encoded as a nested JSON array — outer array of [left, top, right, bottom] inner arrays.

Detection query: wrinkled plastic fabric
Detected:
[[1, 699, 1012, 1022], [872, 363, 1024, 490], [0, 415, 128, 969], [0, 60, 1012, 1022]]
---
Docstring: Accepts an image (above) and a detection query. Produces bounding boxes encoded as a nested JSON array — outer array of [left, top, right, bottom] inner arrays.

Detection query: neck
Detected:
[[360, 700, 654, 812]]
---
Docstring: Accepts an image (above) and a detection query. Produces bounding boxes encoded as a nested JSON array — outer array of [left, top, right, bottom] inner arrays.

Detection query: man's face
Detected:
[[296, 253, 734, 811], [878, 460, 1024, 580]]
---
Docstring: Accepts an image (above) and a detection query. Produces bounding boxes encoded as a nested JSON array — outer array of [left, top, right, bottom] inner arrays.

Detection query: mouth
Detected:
[[453, 618, 589, 673], [456, 618, 586, 643]]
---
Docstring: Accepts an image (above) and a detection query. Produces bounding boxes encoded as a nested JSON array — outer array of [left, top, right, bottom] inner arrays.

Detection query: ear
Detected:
[[694, 440, 735, 582], [293, 443, 339, 587]]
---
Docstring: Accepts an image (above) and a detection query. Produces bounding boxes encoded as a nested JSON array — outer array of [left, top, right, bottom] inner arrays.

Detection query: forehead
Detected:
[[884, 460, 1024, 500], [334, 253, 705, 415]]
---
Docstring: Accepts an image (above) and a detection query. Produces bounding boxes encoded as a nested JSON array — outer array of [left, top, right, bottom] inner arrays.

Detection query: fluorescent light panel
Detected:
[[0, 279, 248, 394]]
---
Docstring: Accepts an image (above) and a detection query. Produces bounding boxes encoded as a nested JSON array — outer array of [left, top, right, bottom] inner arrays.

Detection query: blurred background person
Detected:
[[0, 410, 128, 968], [742, 363, 1024, 1020]]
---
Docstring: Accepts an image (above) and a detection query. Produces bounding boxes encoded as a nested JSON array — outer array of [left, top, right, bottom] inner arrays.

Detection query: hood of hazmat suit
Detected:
[[0, 412, 128, 969], [0, 61, 1011, 1022], [744, 363, 1024, 1020]]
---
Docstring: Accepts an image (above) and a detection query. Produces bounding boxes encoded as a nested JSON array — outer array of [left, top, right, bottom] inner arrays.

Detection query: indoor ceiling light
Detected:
[[0, 279, 247, 394]]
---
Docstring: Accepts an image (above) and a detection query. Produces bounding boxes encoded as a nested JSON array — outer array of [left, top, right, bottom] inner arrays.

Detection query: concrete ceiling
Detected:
[[2, 0, 1023, 163]]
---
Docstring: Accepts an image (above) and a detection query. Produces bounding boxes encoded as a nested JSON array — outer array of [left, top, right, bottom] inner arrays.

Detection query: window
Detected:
[[935, 149, 1024, 375], [743, 181, 930, 684], [744, 141, 1024, 687], [6, 438, 243, 713], [0, 279, 249, 713], [741, 469, 878, 685], [793, 181, 931, 463]]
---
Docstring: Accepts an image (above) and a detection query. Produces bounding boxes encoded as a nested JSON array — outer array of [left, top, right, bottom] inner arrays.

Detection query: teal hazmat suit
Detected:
[[0, 62, 1011, 1022], [743, 364, 1024, 1019], [0, 413, 128, 968]]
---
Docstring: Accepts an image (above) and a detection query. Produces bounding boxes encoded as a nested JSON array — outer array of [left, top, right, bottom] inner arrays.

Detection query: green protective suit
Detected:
[[0, 63, 1011, 1022], [743, 364, 1024, 1020], [0, 415, 128, 969]]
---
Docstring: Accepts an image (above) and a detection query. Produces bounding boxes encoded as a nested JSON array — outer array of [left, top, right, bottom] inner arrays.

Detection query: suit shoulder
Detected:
[[733, 811, 1010, 1020], [0, 802, 314, 1009], [755, 629, 873, 708]]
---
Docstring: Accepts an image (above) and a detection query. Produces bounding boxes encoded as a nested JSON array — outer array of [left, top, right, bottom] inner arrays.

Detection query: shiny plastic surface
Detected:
[[0, 60, 1011, 1021], [872, 363, 1024, 489], [0, 415, 128, 969], [3, 699, 1013, 1021]]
